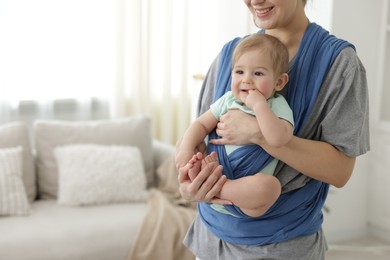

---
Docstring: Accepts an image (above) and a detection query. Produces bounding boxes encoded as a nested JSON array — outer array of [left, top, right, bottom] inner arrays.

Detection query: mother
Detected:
[[176, 0, 369, 259]]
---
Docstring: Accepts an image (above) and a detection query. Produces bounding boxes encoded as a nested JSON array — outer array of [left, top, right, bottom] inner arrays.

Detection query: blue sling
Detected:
[[198, 23, 355, 245]]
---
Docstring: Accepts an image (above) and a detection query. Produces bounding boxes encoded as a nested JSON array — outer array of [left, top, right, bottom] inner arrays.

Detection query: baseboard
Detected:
[[325, 227, 369, 244], [369, 224, 390, 243]]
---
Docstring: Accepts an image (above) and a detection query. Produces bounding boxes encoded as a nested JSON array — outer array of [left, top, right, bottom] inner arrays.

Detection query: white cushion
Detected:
[[0, 146, 30, 216], [34, 116, 154, 199], [55, 144, 149, 206], [0, 122, 36, 202]]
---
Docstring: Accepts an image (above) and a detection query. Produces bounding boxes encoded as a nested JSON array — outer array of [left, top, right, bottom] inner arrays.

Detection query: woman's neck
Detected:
[[266, 12, 309, 61]]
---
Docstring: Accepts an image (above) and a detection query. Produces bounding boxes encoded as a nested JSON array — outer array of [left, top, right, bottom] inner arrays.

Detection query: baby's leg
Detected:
[[240, 173, 281, 218]]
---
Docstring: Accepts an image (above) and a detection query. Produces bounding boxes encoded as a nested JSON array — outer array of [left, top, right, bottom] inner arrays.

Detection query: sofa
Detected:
[[0, 116, 176, 260]]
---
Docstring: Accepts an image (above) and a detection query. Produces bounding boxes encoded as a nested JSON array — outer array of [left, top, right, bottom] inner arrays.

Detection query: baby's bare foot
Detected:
[[203, 152, 218, 165], [188, 152, 220, 182], [199, 151, 219, 172], [188, 152, 203, 181]]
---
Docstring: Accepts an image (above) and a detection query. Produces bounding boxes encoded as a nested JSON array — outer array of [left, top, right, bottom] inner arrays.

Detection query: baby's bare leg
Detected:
[[200, 153, 280, 217], [236, 174, 281, 218], [218, 172, 281, 218]]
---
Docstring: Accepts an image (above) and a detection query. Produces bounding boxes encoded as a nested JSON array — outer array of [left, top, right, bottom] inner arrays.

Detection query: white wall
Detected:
[[305, 0, 333, 31], [188, 0, 253, 118], [322, 0, 381, 242], [193, 0, 254, 76]]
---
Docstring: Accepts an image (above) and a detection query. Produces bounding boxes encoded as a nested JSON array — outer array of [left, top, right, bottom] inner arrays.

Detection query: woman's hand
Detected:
[[177, 159, 230, 204], [210, 109, 263, 146], [176, 135, 230, 204]]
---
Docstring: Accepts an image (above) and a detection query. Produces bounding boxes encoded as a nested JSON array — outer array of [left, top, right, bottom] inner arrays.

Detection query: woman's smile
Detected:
[[254, 6, 274, 17]]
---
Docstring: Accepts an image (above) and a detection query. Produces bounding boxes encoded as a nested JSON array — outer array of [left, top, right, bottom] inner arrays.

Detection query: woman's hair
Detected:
[[232, 34, 289, 77]]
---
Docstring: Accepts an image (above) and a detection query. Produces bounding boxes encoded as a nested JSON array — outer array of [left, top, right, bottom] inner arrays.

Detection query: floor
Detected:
[[326, 236, 390, 260]]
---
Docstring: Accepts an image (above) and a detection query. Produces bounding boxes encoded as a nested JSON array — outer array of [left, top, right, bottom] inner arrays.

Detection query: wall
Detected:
[[308, 0, 382, 242], [189, 0, 254, 118], [305, 0, 333, 31], [363, 0, 390, 243]]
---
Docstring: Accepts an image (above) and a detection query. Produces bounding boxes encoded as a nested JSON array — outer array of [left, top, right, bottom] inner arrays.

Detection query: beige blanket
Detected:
[[128, 156, 197, 260]]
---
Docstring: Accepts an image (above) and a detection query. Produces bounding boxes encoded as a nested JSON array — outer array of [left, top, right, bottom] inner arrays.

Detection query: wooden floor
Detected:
[[326, 236, 390, 260]]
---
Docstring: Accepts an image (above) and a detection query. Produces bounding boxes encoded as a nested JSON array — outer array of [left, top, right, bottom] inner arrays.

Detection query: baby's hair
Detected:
[[232, 34, 289, 78]]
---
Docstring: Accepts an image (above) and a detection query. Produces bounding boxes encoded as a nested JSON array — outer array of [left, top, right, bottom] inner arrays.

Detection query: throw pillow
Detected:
[[0, 122, 36, 202], [34, 116, 154, 199], [54, 144, 149, 206], [0, 146, 30, 216]]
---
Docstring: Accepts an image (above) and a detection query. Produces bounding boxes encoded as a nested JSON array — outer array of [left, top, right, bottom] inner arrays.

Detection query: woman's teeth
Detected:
[[255, 7, 272, 15]]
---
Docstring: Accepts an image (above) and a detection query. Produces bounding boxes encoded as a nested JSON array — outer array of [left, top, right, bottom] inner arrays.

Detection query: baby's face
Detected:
[[231, 49, 277, 103]]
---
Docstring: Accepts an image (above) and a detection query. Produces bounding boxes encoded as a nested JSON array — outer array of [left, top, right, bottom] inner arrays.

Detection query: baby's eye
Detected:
[[254, 71, 264, 76], [234, 69, 244, 75]]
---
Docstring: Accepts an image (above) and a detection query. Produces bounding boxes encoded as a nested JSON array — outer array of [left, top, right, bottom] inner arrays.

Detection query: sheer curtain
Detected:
[[114, 0, 253, 144], [0, 0, 116, 126], [0, 0, 252, 144], [114, 0, 202, 144]]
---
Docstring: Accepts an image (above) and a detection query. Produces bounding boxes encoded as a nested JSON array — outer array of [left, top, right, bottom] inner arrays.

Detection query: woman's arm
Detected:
[[263, 135, 355, 188], [210, 110, 355, 188]]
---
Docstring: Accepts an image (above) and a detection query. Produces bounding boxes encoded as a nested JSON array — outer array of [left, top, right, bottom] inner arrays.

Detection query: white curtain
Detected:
[[0, 0, 116, 127], [113, 0, 254, 144], [0, 0, 253, 144], [113, 0, 202, 144]]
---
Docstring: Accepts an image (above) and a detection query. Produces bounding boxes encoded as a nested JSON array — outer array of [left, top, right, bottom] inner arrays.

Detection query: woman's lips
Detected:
[[254, 6, 273, 17]]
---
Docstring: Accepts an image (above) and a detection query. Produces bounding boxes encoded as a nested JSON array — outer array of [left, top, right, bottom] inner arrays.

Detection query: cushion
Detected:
[[0, 199, 148, 260], [34, 116, 154, 199], [54, 144, 148, 206], [0, 146, 30, 216], [0, 122, 36, 202]]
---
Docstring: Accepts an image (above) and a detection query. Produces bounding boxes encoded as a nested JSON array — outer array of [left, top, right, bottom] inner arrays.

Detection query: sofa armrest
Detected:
[[152, 140, 175, 172]]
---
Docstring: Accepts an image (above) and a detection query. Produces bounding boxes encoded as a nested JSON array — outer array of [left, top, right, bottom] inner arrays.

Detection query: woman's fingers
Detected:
[[178, 155, 227, 203], [196, 164, 225, 201]]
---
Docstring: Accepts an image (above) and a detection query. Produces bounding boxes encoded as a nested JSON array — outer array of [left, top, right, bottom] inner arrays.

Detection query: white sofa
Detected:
[[0, 116, 175, 260]]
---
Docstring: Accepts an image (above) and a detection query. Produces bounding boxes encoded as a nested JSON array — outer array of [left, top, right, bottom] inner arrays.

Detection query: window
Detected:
[[0, 0, 117, 103]]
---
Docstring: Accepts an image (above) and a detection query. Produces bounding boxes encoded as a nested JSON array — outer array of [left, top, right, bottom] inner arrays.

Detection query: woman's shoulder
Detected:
[[333, 46, 366, 75], [338, 46, 359, 60]]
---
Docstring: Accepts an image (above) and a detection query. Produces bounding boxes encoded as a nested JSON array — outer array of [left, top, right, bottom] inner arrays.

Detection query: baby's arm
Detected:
[[246, 90, 293, 147], [253, 102, 293, 147], [176, 110, 218, 168], [217, 173, 281, 217]]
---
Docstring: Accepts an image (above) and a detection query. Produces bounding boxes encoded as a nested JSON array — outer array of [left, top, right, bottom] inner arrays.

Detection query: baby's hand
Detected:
[[245, 90, 266, 110]]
